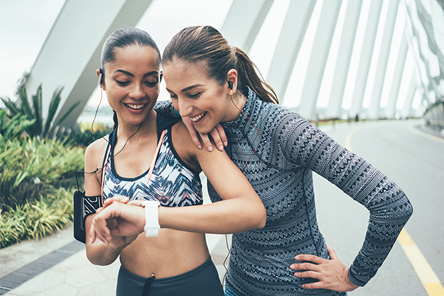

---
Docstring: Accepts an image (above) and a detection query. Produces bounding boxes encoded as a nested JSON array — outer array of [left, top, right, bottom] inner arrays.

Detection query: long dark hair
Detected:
[[100, 28, 161, 129], [162, 25, 278, 104]]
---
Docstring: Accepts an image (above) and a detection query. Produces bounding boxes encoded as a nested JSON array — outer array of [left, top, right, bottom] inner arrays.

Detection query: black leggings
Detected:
[[116, 257, 224, 296]]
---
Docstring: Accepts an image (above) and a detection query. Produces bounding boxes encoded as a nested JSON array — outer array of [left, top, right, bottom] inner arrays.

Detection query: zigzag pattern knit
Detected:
[[154, 88, 413, 295]]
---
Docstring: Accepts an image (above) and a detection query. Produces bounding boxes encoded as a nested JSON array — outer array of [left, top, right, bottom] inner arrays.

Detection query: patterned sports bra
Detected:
[[102, 124, 203, 207]]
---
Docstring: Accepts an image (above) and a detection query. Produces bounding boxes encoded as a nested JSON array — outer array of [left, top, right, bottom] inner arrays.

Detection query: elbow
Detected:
[[86, 246, 117, 266], [241, 203, 266, 231], [255, 206, 267, 229], [404, 199, 414, 221], [399, 193, 414, 222], [86, 251, 101, 266], [87, 253, 115, 266], [86, 250, 104, 266]]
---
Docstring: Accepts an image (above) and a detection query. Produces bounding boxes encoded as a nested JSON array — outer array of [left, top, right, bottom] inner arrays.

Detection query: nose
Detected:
[[178, 97, 193, 117], [129, 83, 144, 100]]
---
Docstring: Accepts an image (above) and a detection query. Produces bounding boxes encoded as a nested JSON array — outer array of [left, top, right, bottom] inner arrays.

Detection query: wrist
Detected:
[[344, 267, 359, 291], [142, 201, 160, 237]]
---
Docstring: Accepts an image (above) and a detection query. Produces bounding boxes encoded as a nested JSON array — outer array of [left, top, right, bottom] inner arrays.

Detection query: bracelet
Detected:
[[142, 200, 160, 237]]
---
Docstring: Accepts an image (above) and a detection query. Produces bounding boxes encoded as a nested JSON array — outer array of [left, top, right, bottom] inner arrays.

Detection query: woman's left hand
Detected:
[[182, 116, 227, 152], [90, 202, 145, 245], [290, 244, 359, 292]]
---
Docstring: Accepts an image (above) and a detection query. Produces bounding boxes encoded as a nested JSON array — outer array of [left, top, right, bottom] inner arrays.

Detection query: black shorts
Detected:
[[116, 257, 224, 296]]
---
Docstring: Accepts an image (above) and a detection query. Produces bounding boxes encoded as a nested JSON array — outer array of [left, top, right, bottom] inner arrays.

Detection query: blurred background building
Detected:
[[2, 0, 444, 131]]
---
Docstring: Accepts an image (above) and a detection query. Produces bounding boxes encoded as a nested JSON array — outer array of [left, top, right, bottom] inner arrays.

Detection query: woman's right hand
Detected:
[[96, 195, 129, 214], [182, 116, 227, 152]]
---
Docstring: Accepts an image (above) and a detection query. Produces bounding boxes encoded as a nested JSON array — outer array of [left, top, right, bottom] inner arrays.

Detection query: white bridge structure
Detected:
[[23, 0, 444, 128]]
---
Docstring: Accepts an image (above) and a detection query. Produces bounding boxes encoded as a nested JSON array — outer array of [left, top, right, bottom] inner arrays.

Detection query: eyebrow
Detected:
[[166, 84, 203, 93], [112, 69, 159, 77]]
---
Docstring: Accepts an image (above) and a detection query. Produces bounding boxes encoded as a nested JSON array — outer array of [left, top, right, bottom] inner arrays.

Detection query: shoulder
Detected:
[[85, 135, 110, 165], [170, 121, 200, 155], [255, 103, 310, 139], [170, 121, 230, 172], [170, 121, 202, 172]]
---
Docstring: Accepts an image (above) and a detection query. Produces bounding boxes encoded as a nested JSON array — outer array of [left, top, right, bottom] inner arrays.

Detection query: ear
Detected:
[[227, 69, 238, 94], [96, 68, 105, 90]]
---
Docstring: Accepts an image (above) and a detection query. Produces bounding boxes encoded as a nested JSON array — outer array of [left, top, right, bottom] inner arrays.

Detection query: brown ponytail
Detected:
[[112, 110, 118, 130], [234, 47, 278, 104]]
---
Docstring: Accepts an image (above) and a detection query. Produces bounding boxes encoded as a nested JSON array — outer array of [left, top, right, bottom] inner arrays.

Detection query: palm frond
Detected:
[[31, 85, 43, 136], [0, 97, 20, 117], [43, 87, 64, 137], [18, 86, 33, 120]]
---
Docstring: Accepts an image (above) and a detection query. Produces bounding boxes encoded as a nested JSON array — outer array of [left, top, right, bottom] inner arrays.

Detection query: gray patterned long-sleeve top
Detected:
[[154, 87, 413, 296]]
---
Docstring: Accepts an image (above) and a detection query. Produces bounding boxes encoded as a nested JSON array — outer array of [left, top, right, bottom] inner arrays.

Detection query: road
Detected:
[[313, 119, 444, 296]]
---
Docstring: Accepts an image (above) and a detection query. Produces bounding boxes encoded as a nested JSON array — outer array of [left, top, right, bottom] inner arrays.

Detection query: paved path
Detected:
[[0, 225, 229, 296], [1, 119, 443, 295], [313, 119, 444, 296], [0, 176, 230, 296]]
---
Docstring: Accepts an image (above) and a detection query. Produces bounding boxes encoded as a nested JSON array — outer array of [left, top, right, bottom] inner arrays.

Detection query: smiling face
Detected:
[[102, 45, 160, 126], [163, 58, 240, 134]]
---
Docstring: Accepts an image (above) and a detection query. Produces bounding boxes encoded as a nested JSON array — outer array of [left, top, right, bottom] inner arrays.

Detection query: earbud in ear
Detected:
[[98, 68, 104, 86], [228, 81, 233, 90]]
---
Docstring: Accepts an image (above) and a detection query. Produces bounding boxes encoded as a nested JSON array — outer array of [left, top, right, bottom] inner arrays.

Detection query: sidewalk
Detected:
[[0, 225, 230, 296]]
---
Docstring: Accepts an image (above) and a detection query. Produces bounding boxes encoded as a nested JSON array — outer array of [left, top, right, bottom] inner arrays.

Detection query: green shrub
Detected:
[[0, 186, 74, 248], [0, 137, 84, 210], [0, 109, 36, 140]]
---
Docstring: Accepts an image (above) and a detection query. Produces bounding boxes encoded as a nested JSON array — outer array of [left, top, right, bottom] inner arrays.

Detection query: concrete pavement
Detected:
[[0, 224, 230, 296]]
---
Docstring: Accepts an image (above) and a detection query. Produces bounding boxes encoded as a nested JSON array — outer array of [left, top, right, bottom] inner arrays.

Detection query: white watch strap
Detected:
[[142, 201, 160, 237]]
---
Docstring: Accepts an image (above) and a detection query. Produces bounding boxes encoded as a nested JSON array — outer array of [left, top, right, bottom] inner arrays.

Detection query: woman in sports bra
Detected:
[[83, 28, 266, 296]]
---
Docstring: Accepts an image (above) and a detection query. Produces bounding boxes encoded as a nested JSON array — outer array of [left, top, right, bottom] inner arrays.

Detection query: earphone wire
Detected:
[[221, 90, 262, 285], [222, 234, 230, 286], [83, 85, 143, 176], [90, 86, 104, 134], [83, 122, 142, 176]]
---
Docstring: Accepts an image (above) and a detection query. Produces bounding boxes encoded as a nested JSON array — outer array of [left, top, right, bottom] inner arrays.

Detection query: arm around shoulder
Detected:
[[159, 123, 266, 234]]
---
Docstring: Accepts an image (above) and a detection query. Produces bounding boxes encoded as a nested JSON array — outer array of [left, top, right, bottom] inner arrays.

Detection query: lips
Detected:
[[190, 112, 206, 122]]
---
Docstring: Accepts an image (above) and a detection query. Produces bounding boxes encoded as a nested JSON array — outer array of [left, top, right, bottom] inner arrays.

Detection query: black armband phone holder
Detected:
[[73, 191, 102, 244]]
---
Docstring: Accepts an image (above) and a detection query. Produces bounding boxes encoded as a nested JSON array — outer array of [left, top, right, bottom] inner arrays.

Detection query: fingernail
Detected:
[[295, 256, 299, 260], [208, 146, 213, 151], [224, 141, 228, 146], [198, 145, 202, 150], [290, 264, 294, 269], [218, 145, 223, 150]]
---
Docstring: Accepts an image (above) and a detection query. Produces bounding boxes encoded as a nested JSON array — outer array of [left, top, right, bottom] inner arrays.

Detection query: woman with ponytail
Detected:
[[84, 27, 266, 296], [150, 25, 413, 295]]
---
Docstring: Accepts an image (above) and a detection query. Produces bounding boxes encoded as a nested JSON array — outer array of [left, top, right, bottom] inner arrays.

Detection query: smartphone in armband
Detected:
[[73, 191, 102, 244]]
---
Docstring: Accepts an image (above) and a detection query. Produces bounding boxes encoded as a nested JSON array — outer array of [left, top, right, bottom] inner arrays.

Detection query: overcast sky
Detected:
[[0, 0, 420, 114]]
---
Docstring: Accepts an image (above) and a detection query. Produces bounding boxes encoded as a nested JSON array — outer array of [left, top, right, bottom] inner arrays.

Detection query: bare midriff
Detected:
[[119, 229, 209, 279]]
